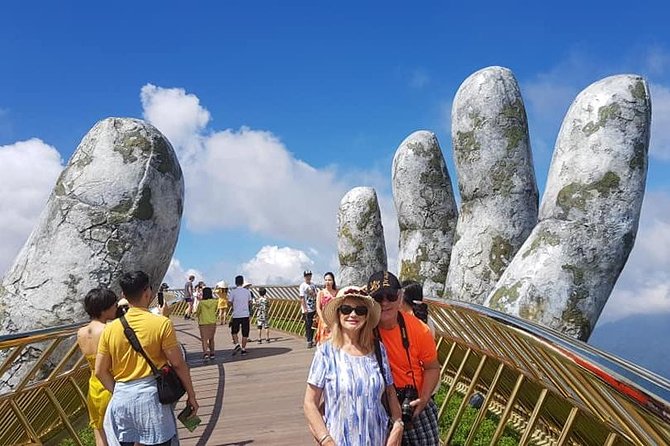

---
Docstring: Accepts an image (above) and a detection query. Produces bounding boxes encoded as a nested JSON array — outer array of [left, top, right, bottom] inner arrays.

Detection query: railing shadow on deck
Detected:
[[0, 286, 668, 445]]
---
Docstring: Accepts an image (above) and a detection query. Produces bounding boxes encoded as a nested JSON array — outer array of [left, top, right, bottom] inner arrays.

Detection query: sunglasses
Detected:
[[338, 304, 369, 316], [372, 292, 399, 303]]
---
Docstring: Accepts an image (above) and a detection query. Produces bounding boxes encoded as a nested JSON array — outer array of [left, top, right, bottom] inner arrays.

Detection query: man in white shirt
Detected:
[[299, 270, 318, 348], [228, 275, 252, 356]]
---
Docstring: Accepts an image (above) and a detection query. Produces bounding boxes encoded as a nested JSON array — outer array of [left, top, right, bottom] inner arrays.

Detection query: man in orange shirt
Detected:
[[368, 271, 440, 445]]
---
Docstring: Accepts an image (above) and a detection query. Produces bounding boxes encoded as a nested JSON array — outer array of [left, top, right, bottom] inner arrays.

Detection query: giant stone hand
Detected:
[[338, 66, 651, 341]]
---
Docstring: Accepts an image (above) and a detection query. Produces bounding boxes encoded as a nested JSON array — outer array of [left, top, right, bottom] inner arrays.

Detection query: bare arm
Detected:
[[165, 345, 199, 415], [385, 384, 404, 446], [304, 384, 335, 446], [410, 358, 440, 416], [94, 353, 115, 393], [315, 291, 324, 320]]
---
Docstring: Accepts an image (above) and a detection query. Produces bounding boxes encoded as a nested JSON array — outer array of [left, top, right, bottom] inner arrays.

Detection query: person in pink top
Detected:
[[315, 272, 338, 344]]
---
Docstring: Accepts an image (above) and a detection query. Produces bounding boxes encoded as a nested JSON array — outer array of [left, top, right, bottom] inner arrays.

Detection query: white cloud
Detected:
[[0, 139, 63, 274], [599, 190, 670, 323], [140, 84, 390, 254], [241, 245, 314, 285], [162, 257, 206, 289], [140, 84, 210, 154]]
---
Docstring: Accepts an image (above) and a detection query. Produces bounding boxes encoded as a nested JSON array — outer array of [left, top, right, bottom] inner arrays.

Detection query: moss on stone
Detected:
[[72, 150, 93, 169], [114, 130, 151, 164], [489, 236, 513, 275], [54, 178, 66, 197], [490, 162, 515, 196], [561, 264, 585, 286], [132, 187, 154, 221], [556, 171, 620, 216], [152, 136, 182, 179], [501, 100, 526, 152], [582, 103, 621, 137], [454, 112, 484, 165], [106, 239, 126, 261], [522, 228, 560, 258], [561, 291, 592, 340], [489, 281, 522, 311], [111, 198, 133, 215], [338, 224, 364, 266], [400, 247, 428, 282], [629, 81, 647, 101]]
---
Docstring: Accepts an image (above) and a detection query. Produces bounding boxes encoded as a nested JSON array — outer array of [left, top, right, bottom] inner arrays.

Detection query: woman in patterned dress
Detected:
[[315, 272, 337, 344], [304, 286, 404, 446]]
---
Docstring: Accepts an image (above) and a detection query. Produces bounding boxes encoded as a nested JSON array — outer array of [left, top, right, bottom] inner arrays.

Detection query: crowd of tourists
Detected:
[[77, 266, 439, 446]]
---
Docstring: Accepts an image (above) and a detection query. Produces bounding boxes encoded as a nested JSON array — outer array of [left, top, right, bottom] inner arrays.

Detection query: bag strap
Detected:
[[373, 328, 387, 387], [120, 315, 161, 376]]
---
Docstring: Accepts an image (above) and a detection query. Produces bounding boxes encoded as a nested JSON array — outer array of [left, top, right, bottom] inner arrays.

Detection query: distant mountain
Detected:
[[589, 313, 670, 380]]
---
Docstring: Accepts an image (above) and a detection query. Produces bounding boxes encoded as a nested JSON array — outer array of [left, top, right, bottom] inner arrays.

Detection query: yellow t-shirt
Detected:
[[195, 299, 219, 325], [98, 307, 179, 382]]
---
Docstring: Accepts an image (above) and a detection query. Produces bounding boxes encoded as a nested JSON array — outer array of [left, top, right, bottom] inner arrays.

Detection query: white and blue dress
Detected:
[[307, 340, 394, 446]]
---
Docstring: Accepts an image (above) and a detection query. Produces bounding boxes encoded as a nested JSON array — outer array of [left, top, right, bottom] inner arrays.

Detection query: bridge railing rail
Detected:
[[0, 287, 669, 445]]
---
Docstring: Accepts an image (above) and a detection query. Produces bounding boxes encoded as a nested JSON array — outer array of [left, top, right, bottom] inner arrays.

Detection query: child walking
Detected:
[[195, 286, 218, 360], [255, 287, 271, 343]]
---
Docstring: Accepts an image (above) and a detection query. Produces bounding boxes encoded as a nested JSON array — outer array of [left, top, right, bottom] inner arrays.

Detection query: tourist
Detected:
[[76, 288, 118, 446], [115, 298, 130, 319], [192, 281, 205, 313], [299, 270, 318, 348], [184, 274, 195, 319], [304, 286, 404, 446], [228, 275, 252, 356], [315, 272, 337, 344], [195, 286, 218, 361], [400, 280, 434, 335], [368, 271, 440, 446], [96, 271, 198, 446], [254, 287, 271, 343], [215, 280, 229, 326]]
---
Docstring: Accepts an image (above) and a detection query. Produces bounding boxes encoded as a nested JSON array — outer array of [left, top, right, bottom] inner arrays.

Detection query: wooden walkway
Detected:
[[171, 317, 315, 446]]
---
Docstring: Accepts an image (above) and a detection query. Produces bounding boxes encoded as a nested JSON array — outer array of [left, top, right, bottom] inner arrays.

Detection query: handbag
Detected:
[[120, 315, 186, 404]]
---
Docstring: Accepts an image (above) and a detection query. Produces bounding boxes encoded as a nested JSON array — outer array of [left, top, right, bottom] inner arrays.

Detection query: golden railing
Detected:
[[1, 290, 669, 445]]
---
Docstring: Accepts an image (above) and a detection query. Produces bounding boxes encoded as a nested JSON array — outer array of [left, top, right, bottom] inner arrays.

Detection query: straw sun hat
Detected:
[[322, 286, 381, 328]]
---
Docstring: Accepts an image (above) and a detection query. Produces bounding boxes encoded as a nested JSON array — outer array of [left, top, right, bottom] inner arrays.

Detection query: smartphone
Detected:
[[157, 291, 164, 307], [178, 405, 201, 432]]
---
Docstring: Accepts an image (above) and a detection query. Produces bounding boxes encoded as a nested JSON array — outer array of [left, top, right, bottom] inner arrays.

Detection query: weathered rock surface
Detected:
[[0, 117, 184, 335], [485, 75, 651, 340], [337, 187, 387, 287], [445, 67, 538, 304], [392, 131, 457, 298]]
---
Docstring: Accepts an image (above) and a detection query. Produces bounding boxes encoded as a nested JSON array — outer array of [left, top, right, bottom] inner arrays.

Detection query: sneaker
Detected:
[[266, 338, 271, 343], [257, 339, 262, 344], [241, 349, 248, 356], [307, 341, 314, 349], [232, 344, 242, 355]]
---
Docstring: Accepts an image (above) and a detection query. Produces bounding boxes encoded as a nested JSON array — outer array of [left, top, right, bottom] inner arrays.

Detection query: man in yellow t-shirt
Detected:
[[96, 271, 198, 446]]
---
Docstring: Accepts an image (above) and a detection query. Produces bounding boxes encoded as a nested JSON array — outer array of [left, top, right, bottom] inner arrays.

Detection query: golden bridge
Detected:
[[1, 286, 669, 445]]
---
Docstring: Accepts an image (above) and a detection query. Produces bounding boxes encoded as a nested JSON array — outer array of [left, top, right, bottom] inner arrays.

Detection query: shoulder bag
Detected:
[[120, 315, 186, 404]]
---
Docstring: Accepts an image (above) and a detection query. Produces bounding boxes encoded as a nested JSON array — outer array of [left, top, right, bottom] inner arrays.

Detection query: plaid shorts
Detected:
[[402, 399, 439, 445]]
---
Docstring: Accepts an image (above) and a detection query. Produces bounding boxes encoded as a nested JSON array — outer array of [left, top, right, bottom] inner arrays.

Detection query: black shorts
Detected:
[[230, 317, 250, 337]]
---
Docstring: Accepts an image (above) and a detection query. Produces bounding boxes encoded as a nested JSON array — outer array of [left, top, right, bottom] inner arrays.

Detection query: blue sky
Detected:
[[2, 1, 670, 359]]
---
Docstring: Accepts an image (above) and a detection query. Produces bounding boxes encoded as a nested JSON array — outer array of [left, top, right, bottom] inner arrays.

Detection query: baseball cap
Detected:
[[366, 271, 401, 298], [303, 270, 313, 276]]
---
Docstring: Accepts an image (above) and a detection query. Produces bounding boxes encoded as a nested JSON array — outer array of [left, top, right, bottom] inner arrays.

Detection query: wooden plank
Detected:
[[172, 318, 315, 445]]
